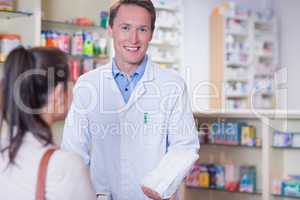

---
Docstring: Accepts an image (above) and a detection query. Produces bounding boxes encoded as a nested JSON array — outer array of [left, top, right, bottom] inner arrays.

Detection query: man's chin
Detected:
[[126, 57, 146, 65]]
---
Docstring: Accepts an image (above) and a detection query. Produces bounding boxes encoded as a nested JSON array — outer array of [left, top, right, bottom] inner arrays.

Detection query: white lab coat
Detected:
[[62, 57, 199, 200]]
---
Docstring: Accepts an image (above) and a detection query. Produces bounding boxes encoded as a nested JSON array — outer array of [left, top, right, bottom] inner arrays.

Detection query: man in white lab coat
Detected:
[[62, 0, 199, 200]]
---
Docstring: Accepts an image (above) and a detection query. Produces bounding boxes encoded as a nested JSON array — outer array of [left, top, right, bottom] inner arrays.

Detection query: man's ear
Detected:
[[108, 25, 113, 37], [149, 31, 153, 41]]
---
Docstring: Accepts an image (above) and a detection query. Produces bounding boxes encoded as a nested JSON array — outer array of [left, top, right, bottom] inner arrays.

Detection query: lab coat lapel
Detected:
[[102, 62, 126, 109], [125, 59, 155, 110]]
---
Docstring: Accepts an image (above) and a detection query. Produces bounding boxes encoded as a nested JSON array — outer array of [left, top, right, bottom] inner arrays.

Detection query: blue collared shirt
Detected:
[[112, 56, 147, 103]]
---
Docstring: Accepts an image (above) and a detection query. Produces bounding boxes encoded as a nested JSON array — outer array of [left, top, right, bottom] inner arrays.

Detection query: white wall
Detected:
[[274, 0, 300, 110], [183, 0, 273, 111], [183, 0, 211, 112]]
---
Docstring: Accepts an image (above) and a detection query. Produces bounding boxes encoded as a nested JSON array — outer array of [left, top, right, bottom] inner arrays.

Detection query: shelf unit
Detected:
[[202, 143, 262, 149], [0, 10, 32, 19], [273, 194, 300, 199], [148, 0, 183, 71], [42, 20, 107, 31], [209, 9, 279, 110], [1, 0, 112, 142], [154, 4, 178, 12], [41, 0, 112, 142], [186, 185, 263, 195], [269, 117, 300, 200], [183, 110, 300, 200], [40, 0, 111, 82], [0, 1, 40, 64], [68, 54, 109, 60], [272, 146, 300, 150], [41, 19, 110, 54]]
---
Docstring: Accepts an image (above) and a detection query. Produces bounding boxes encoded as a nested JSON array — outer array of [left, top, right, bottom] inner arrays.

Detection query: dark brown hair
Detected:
[[109, 0, 156, 31], [0, 46, 69, 165]]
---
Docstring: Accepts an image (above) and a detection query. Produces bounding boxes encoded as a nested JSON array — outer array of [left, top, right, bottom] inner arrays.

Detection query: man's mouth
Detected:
[[124, 46, 140, 52]]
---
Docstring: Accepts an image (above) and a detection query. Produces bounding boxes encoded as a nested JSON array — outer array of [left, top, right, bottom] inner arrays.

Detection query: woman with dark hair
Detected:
[[0, 47, 96, 200]]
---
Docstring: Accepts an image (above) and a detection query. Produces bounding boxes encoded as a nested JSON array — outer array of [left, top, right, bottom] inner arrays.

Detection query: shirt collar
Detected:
[[112, 55, 148, 78]]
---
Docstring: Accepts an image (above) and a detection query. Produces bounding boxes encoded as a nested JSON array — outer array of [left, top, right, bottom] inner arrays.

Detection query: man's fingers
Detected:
[[169, 195, 176, 200], [141, 186, 162, 200]]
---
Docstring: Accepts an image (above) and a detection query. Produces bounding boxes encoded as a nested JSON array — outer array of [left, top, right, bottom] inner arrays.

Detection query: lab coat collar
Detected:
[[125, 57, 153, 109], [102, 56, 156, 111], [112, 55, 148, 78], [103, 55, 155, 83]]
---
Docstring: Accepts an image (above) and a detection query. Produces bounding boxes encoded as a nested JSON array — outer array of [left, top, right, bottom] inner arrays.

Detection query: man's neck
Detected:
[[116, 63, 138, 75], [115, 57, 145, 75]]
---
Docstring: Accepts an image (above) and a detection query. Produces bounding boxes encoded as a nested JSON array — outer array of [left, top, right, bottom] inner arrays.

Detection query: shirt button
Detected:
[[125, 88, 128, 91]]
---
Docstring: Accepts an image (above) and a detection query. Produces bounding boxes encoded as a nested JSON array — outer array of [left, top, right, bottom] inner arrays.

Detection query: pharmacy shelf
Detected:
[[186, 185, 262, 196], [253, 16, 275, 25], [255, 36, 276, 43], [225, 61, 250, 68], [150, 40, 178, 47], [260, 92, 274, 97], [226, 50, 250, 55], [273, 194, 300, 199], [152, 58, 176, 64], [193, 110, 300, 120], [224, 14, 249, 21], [154, 5, 178, 11], [255, 52, 274, 58], [187, 111, 300, 200], [0, 10, 32, 19], [226, 78, 249, 83], [149, 1, 183, 72], [156, 23, 179, 30], [226, 94, 248, 99], [201, 143, 262, 149], [42, 20, 106, 31], [210, 11, 278, 110], [272, 146, 300, 150], [254, 73, 274, 78], [225, 30, 248, 37], [68, 54, 109, 60]]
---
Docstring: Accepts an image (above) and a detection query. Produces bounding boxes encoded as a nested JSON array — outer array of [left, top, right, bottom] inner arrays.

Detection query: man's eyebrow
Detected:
[[119, 23, 130, 26], [139, 25, 150, 28], [118, 23, 150, 28]]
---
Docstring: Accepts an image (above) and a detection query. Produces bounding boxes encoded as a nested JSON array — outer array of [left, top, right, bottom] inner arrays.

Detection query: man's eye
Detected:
[[121, 26, 130, 31], [139, 27, 147, 32]]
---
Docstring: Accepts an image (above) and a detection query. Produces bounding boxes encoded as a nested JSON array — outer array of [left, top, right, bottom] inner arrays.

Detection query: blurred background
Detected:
[[1, 0, 300, 200]]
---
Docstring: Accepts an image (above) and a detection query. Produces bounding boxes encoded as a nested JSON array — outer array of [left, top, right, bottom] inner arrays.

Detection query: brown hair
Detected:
[[0, 46, 69, 165], [109, 0, 156, 31]]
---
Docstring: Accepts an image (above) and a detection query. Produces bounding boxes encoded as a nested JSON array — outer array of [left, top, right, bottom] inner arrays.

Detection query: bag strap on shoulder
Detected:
[[36, 148, 57, 200]]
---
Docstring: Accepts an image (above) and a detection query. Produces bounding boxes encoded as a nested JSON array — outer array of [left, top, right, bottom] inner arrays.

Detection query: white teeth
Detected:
[[125, 47, 139, 52]]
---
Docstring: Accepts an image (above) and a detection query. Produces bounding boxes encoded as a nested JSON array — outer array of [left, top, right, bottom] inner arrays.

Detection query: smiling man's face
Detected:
[[108, 4, 153, 69]]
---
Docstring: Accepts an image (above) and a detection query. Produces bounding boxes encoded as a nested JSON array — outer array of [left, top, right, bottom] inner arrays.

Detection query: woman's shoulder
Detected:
[[46, 149, 96, 200], [45, 148, 89, 183], [49, 148, 87, 171]]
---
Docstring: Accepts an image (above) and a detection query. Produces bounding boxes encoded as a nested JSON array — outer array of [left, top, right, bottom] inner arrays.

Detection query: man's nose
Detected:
[[129, 30, 138, 44]]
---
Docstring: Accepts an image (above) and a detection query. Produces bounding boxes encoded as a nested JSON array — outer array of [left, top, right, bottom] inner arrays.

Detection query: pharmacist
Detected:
[[62, 0, 199, 200]]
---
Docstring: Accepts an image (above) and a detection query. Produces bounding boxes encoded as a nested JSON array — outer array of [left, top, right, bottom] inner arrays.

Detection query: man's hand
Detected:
[[142, 186, 162, 200], [141, 186, 176, 200]]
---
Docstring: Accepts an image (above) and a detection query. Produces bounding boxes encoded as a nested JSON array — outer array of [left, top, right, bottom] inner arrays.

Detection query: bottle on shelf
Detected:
[[146, 0, 182, 71], [0, 0, 15, 11], [186, 162, 257, 194], [210, 2, 278, 110], [0, 33, 21, 62]]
